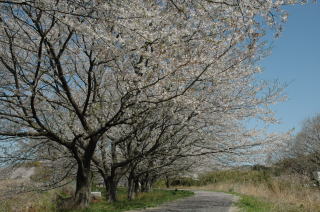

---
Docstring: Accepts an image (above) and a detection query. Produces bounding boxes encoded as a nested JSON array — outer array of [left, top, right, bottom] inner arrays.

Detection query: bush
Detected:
[[164, 169, 273, 187], [169, 177, 199, 187], [197, 169, 271, 186]]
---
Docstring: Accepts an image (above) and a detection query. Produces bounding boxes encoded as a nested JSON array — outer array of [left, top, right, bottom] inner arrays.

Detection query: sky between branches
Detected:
[[259, 3, 320, 134]]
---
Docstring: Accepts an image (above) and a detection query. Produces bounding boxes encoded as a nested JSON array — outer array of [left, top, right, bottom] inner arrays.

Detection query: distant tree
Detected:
[[295, 115, 320, 155], [290, 114, 320, 174], [268, 114, 320, 179]]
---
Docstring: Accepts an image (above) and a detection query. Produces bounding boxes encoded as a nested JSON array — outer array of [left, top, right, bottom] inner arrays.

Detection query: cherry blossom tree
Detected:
[[0, 0, 301, 208]]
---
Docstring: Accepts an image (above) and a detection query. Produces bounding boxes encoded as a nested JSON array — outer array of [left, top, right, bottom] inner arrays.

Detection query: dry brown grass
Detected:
[[181, 175, 320, 212], [0, 179, 56, 212]]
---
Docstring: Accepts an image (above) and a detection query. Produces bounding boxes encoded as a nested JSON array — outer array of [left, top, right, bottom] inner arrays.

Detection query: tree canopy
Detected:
[[0, 0, 302, 208]]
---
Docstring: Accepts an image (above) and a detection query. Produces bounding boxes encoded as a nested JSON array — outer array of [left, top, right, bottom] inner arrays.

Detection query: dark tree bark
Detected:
[[102, 175, 110, 200], [102, 166, 120, 203], [108, 176, 118, 202], [127, 174, 135, 200], [165, 175, 170, 188], [73, 161, 92, 209], [134, 177, 141, 196]]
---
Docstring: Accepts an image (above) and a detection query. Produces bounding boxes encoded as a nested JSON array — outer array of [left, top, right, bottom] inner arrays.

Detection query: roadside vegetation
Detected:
[[234, 193, 312, 212], [0, 183, 193, 212], [234, 194, 274, 212], [163, 167, 320, 212], [67, 189, 193, 212]]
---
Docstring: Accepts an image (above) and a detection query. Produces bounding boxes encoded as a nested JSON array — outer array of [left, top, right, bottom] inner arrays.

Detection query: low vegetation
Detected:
[[0, 181, 193, 212], [66, 189, 193, 212], [0, 181, 56, 212], [233, 192, 310, 212], [235, 194, 274, 212], [166, 168, 320, 212]]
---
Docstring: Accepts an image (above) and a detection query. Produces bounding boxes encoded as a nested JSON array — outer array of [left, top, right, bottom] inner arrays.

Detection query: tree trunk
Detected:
[[72, 137, 99, 209], [108, 142, 119, 202], [108, 177, 118, 202], [103, 175, 110, 201], [141, 174, 151, 192], [165, 176, 170, 188], [141, 180, 151, 192], [145, 181, 151, 192], [73, 163, 92, 209], [102, 174, 118, 202], [134, 177, 140, 196], [108, 168, 119, 202], [127, 171, 137, 200], [127, 175, 135, 200]]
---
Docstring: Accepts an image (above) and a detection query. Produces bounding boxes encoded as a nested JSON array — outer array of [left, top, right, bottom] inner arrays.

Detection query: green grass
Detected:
[[234, 194, 274, 212], [67, 189, 193, 212], [232, 193, 306, 212]]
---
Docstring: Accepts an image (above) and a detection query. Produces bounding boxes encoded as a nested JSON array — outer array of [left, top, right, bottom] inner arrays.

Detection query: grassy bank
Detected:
[[234, 193, 307, 212], [235, 193, 274, 212], [0, 184, 193, 212], [0, 187, 57, 212], [167, 169, 320, 212]]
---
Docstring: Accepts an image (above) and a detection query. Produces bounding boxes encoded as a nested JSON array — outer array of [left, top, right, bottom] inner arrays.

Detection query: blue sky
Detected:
[[257, 3, 320, 134]]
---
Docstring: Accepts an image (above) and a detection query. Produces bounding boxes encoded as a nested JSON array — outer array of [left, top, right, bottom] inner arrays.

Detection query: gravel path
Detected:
[[129, 190, 239, 212]]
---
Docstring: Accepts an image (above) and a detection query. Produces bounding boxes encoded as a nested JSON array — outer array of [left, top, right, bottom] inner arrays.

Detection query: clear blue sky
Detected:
[[258, 3, 320, 134]]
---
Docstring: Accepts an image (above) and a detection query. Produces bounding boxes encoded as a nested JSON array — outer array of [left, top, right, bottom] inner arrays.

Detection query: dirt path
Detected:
[[129, 191, 239, 212]]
